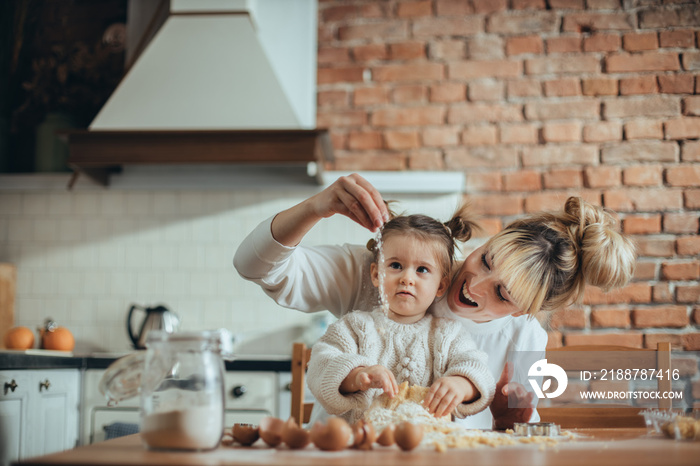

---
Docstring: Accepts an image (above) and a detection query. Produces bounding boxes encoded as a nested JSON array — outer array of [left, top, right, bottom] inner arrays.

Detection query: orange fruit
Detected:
[[41, 327, 75, 352], [4, 326, 35, 350]]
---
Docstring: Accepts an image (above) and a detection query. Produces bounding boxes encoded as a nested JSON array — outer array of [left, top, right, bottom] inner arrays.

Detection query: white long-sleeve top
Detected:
[[307, 309, 495, 425], [234, 216, 548, 429]]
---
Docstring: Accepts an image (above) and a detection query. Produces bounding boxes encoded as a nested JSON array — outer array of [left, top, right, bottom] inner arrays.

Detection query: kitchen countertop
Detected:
[[14, 428, 700, 466], [0, 350, 292, 372]]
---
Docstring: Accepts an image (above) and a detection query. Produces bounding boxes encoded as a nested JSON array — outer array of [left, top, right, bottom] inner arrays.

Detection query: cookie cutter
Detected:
[[513, 422, 560, 437]]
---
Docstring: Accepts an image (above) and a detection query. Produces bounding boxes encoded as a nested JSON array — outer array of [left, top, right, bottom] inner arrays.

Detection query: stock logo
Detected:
[[528, 359, 568, 399]]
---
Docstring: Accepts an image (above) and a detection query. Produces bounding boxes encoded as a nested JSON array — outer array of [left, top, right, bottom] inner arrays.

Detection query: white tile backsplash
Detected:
[[1, 187, 462, 353]]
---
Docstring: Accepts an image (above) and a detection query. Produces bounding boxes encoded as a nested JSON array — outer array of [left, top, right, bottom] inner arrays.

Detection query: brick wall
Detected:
[[317, 0, 698, 346]]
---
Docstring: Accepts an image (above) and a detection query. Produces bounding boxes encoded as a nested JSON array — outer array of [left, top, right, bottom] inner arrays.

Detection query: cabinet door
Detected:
[[29, 370, 80, 458], [0, 372, 29, 466]]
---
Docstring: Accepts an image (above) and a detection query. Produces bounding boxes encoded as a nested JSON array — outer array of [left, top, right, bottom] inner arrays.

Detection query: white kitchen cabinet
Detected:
[[0, 369, 79, 466]]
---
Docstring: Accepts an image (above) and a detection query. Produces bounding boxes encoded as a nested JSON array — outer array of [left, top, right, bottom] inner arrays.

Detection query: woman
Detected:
[[233, 174, 636, 429]]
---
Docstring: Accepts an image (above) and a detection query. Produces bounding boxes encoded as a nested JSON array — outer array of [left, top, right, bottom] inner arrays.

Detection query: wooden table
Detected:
[[15, 429, 700, 466]]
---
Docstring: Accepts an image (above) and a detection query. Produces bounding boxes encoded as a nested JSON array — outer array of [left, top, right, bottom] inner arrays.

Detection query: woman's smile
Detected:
[[458, 281, 478, 307]]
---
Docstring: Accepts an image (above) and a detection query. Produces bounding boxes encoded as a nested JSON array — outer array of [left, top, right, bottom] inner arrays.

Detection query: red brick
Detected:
[[659, 30, 696, 48], [632, 306, 689, 328], [464, 171, 502, 193], [685, 189, 700, 209], [652, 283, 672, 303], [583, 33, 621, 52], [634, 261, 657, 281], [590, 308, 631, 328], [622, 214, 662, 234], [544, 78, 581, 97], [549, 308, 586, 330], [318, 47, 351, 65], [664, 212, 700, 234], [445, 146, 519, 169], [658, 75, 695, 94], [523, 191, 595, 213], [448, 103, 523, 124], [586, 0, 620, 8], [397, 1, 432, 17], [624, 120, 663, 140], [487, 12, 558, 34], [681, 333, 700, 351], [371, 107, 445, 126], [472, 0, 507, 13], [677, 285, 700, 303], [352, 44, 388, 63], [506, 35, 544, 56], [546, 330, 563, 349], [564, 333, 643, 348], [542, 121, 582, 143], [661, 260, 700, 280], [373, 63, 444, 82], [499, 123, 539, 144], [511, 0, 546, 9], [633, 236, 676, 257], [583, 166, 621, 189], [622, 32, 659, 52], [562, 12, 634, 32], [448, 60, 521, 79], [603, 96, 679, 118], [584, 282, 652, 305], [429, 40, 466, 60], [619, 76, 658, 95], [638, 7, 689, 29], [467, 36, 506, 60], [330, 132, 348, 151], [682, 96, 700, 117], [543, 168, 583, 189], [525, 55, 599, 74], [546, 36, 582, 54], [583, 121, 622, 142], [602, 141, 677, 164], [603, 188, 684, 212], [317, 110, 367, 128], [429, 82, 466, 103], [384, 130, 420, 150], [606, 52, 681, 73], [334, 153, 406, 171], [503, 170, 542, 192], [622, 164, 663, 186], [677, 236, 700, 256], [522, 145, 597, 166], [388, 41, 427, 60], [407, 150, 444, 170], [644, 333, 684, 351], [392, 85, 428, 104], [470, 194, 524, 216], [413, 17, 482, 37], [321, 4, 383, 22], [423, 127, 460, 147], [506, 80, 542, 98], [461, 125, 498, 146], [317, 66, 365, 84], [582, 78, 618, 96], [695, 307, 700, 324], [665, 118, 700, 140], [474, 217, 503, 236], [468, 81, 505, 102], [681, 52, 700, 71], [319, 90, 349, 108], [348, 131, 384, 150], [339, 22, 409, 42], [435, 0, 473, 16], [525, 100, 599, 120]]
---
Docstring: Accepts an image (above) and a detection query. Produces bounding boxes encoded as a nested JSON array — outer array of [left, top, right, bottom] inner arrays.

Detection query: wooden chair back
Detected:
[[538, 342, 672, 428], [290, 342, 314, 425]]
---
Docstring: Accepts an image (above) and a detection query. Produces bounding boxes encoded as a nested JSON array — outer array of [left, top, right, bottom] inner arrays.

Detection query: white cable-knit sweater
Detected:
[[307, 308, 495, 425]]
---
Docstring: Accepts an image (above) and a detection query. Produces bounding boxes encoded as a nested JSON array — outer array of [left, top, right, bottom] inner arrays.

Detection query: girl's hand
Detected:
[[490, 362, 535, 430], [424, 376, 477, 418], [340, 365, 398, 397], [309, 174, 389, 232]]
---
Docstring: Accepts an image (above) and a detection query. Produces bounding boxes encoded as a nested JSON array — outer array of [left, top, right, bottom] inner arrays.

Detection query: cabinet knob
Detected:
[[39, 379, 51, 392], [231, 385, 247, 398], [3, 379, 18, 395]]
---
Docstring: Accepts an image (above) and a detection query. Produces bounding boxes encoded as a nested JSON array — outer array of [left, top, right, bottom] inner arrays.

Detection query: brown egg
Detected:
[[310, 417, 352, 451], [281, 418, 311, 449], [259, 416, 285, 447], [376, 424, 395, 446], [394, 421, 423, 451], [352, 419, 376, 450], [232, 423, 259, 446]]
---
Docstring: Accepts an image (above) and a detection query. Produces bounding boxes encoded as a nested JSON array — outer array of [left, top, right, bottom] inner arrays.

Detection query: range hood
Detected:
[[66, 0, 332, 188]]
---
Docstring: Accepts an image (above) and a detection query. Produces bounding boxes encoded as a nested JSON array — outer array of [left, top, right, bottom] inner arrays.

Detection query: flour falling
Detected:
[[375, 226, 389, 317]]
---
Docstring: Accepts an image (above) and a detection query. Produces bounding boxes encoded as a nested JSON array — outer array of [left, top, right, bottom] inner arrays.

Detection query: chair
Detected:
[[290, 342, 314, 425], [537, 342, 672, 428]]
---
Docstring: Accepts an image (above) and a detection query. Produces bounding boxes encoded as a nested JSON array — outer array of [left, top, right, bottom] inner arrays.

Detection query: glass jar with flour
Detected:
[[100, 329, 233, 451]]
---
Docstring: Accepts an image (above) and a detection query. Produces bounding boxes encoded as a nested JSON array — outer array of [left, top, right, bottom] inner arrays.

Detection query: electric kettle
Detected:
[[127, 304, 180, 349]]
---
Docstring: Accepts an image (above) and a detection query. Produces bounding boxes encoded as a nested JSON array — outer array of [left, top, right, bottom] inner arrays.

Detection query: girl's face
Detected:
[[371, 235, 449, 324], [446, 245, 523, 323]]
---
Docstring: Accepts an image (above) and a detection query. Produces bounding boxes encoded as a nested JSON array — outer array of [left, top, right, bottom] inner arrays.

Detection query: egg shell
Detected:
[[281, 418, 311, 449], [394, 421, 423, 451], [259, 416, 285, 447], [232, 423, 260, 446], [352, 420, 376, 450], [376, 424, 395, 446], [310, 417, 352, 451]]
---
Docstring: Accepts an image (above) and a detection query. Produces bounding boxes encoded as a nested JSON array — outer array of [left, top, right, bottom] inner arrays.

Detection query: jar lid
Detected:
[[99, 351, 146, 404]]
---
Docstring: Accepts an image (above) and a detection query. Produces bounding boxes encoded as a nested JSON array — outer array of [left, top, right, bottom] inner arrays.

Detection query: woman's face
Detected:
[[371, 235, 448, 324], [446, 245, 523, 323]]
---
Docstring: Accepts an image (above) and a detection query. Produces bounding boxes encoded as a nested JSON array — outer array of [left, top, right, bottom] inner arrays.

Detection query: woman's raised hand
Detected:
[[310, 174, 389, 232]]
